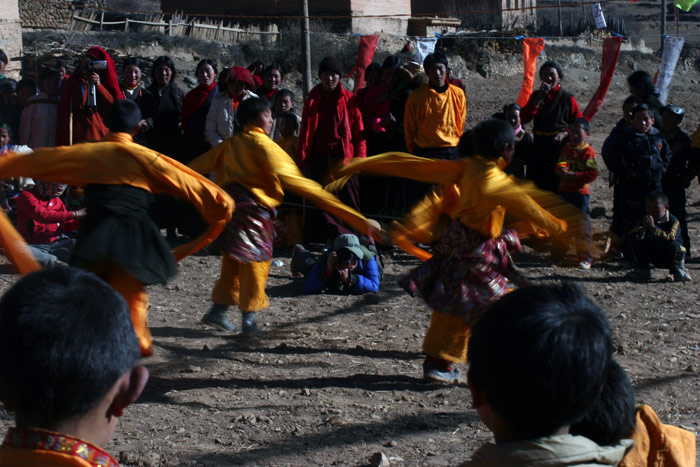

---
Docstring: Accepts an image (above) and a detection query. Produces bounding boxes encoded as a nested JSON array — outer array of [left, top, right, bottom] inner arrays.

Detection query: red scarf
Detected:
[[182, 82, 217, 136]]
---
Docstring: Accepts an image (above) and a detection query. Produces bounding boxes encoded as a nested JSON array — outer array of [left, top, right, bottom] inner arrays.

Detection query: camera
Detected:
[[87, 60, 108, 72]]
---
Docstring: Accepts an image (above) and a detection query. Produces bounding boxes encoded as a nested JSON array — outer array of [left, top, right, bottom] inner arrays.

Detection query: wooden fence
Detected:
[[69, 10, 280, 45]]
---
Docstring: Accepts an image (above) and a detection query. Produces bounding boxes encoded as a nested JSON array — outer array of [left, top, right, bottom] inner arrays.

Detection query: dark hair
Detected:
[[503, 103, 521, 113], [540, 61, 564, 80], [632, 103, 654, 120], [364, 62, 381, 79], [623, 96, 643, 109], [152, 56, 176, 82], [107, 99, 142, 133], [236, 97, 271, 126], [17, 78, 36, 94], [0, 122, 12, 138], [570, 117, 590, 132], [263, 63, 283, 79], [56, 59, 67, 70], [277, 88, 294, 101], [0, 267, 140, 427], [627, 70, 656, 97], [570, 359, 636, 446], [0, 50, 7, 65], [248, 60, 264, 72], [466, 119, 515, 160], [196, 58, 218, 77], [381, 55, 402, 71], [38, 67, 60, 84], [217, 68, 230, 87], [122, 57, 144, 71], [468, 283, 612, 438], [423, 52, 448, 71], [279, 111, 300, 131], [647, 191, 669, 207]]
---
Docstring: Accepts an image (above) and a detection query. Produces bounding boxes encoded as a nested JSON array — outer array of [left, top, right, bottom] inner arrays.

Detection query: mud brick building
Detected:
[[0, 0, 22, 77]]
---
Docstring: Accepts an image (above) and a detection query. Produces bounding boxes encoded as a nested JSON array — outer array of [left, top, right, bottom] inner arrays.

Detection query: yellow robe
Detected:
[[0, 133, 234, 355], [404, 83, 467, 153]]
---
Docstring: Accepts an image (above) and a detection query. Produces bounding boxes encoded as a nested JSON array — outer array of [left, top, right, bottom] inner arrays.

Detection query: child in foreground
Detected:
[[0, 267, 148, 466], [626, 191, 691, 282], [461, 283, 633, 466], [552, 117, 598, 269]]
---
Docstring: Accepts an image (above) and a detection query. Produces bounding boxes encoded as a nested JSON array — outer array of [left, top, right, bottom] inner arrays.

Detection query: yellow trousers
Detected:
[[422, 310, 471, 363], [211, 255, 270, 312], [91, 266, 152, 357]]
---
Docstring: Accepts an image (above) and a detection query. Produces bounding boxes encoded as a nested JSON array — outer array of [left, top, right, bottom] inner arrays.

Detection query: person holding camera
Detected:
[[56, 46, 124, 146], [291, 233, 382, 295]]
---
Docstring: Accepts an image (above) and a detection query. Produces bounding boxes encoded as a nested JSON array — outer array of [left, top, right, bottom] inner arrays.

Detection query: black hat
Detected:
[[107, 99, 142, 133], [318, 56, 343, 78], [381, 55, 402, 71]]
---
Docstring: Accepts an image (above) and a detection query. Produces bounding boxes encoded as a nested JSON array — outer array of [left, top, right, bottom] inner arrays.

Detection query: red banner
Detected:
[[582, 36, 623, 121], [347, 35, 379, 93], [516, 38, 546, 108]]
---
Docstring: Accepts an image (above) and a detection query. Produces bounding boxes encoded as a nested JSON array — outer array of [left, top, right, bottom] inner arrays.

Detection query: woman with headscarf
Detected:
[[55, 46, 123, 146], [119, 57, 150, 146], [253, 63, 283, 109], [143, 56, 184, 159], [182, 59, 218, 163], [205, 66, 257, 147], [520, 61, 583, 193]]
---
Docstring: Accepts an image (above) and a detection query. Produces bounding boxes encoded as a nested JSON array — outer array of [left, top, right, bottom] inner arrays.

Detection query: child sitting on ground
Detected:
[[552, 117, 598, 269], [291, 233, 381, 295], [461, 283, 633, 466], [626, 191, 691, 282], [0, 267, 148, 466]]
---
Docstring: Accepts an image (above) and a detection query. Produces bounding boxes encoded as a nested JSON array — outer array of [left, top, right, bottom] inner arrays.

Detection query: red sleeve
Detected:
[[570, 95, 583, 120], [350, 97, 366, 159], [298, 99, 312, 166], [16, 192, 75, 224], [520, 92, 539, 124]]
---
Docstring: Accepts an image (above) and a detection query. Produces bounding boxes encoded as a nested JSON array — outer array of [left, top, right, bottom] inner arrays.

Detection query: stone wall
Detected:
[[18, 0, 105, 30], [0, 0, 22, 78]]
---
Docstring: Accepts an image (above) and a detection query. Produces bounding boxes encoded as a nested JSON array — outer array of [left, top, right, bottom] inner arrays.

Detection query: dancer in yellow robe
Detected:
[[0, 100, 233, 356], [189, 97, 379, 335]]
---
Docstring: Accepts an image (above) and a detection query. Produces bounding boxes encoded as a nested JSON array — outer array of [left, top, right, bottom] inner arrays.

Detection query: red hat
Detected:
[[228, 66, 254, 89]]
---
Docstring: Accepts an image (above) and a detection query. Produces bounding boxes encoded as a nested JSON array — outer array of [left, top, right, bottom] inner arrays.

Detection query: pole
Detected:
[[661, 0, 667, 49], [558, 0, 562, 37], [301, 0, 312, 98]]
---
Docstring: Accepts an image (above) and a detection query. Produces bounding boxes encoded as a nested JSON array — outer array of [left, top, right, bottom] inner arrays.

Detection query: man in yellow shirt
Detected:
[[403, 52, 466, 206]]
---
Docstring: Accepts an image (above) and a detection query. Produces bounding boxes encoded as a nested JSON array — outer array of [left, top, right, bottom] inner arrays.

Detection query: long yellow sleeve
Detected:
[[189, 126, 377, 238], [0, 133, 234, 270]]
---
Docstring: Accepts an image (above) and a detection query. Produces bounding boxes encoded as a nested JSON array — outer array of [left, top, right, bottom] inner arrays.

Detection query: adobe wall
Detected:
[[0, 0, 22, 78], [18, 0, 105, 29]]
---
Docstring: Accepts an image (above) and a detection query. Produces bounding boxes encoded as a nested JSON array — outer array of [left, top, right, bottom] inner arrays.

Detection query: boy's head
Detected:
[[568, 117, 590, 146], [632, 104, 654, 134], [278, 111, 299, 138], [661, 104, 684, 133], [276, 88, 295, 113], [318, 56, 342, 92], [627, 70, 655, 98], [622, 96, 643, 125], [502, 103, 521, 131], [39, 67, 60, 97], [646, 191, 668, 220], [423, 52, 448, 88], [364, 62, 382, 87], [570, 359, 636, 446], [237, 97, 273, 135], [464, 119, 515, 164], [16, 78, 36, 107], [0, 123, 12, 147], [467, 283, 612, 441], [381, 55, 402, 88], [0, 267, 147, 445], [540, 61, 563, 87], [107, 99, 142, 134]]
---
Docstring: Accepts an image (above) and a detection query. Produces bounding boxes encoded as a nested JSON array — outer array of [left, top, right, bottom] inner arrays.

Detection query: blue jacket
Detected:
[[303, 256, 380, 295]]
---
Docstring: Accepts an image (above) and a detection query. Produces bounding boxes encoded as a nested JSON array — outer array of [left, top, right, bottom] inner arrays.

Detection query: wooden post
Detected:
[[169, 19, 173, 36], [557, 0, 562, 37], [125, 18, 129, 32], [661, 0, 667, 49], [301, 0, 312, 98], [100, 10, 104, 31]]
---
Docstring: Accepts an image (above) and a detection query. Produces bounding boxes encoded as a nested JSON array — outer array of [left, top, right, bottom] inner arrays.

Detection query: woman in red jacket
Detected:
[[298, 56, 366, 243]]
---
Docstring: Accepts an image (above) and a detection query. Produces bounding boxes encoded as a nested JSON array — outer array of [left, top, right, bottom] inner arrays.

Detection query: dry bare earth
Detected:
[[1, 43, 700, 466]]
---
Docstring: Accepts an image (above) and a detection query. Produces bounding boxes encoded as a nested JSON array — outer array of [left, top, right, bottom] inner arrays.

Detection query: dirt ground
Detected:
[[1, 42, 700, 466]]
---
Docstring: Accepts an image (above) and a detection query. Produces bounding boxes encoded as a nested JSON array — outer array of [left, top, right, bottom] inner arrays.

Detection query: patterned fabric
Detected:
[[401, 220, 524, 324], [218, 183, 275, 263], [2, 427, 118, 467]]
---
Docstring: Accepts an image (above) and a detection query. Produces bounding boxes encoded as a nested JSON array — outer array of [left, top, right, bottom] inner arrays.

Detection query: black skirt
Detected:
[[72, 184, 177, 285]]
